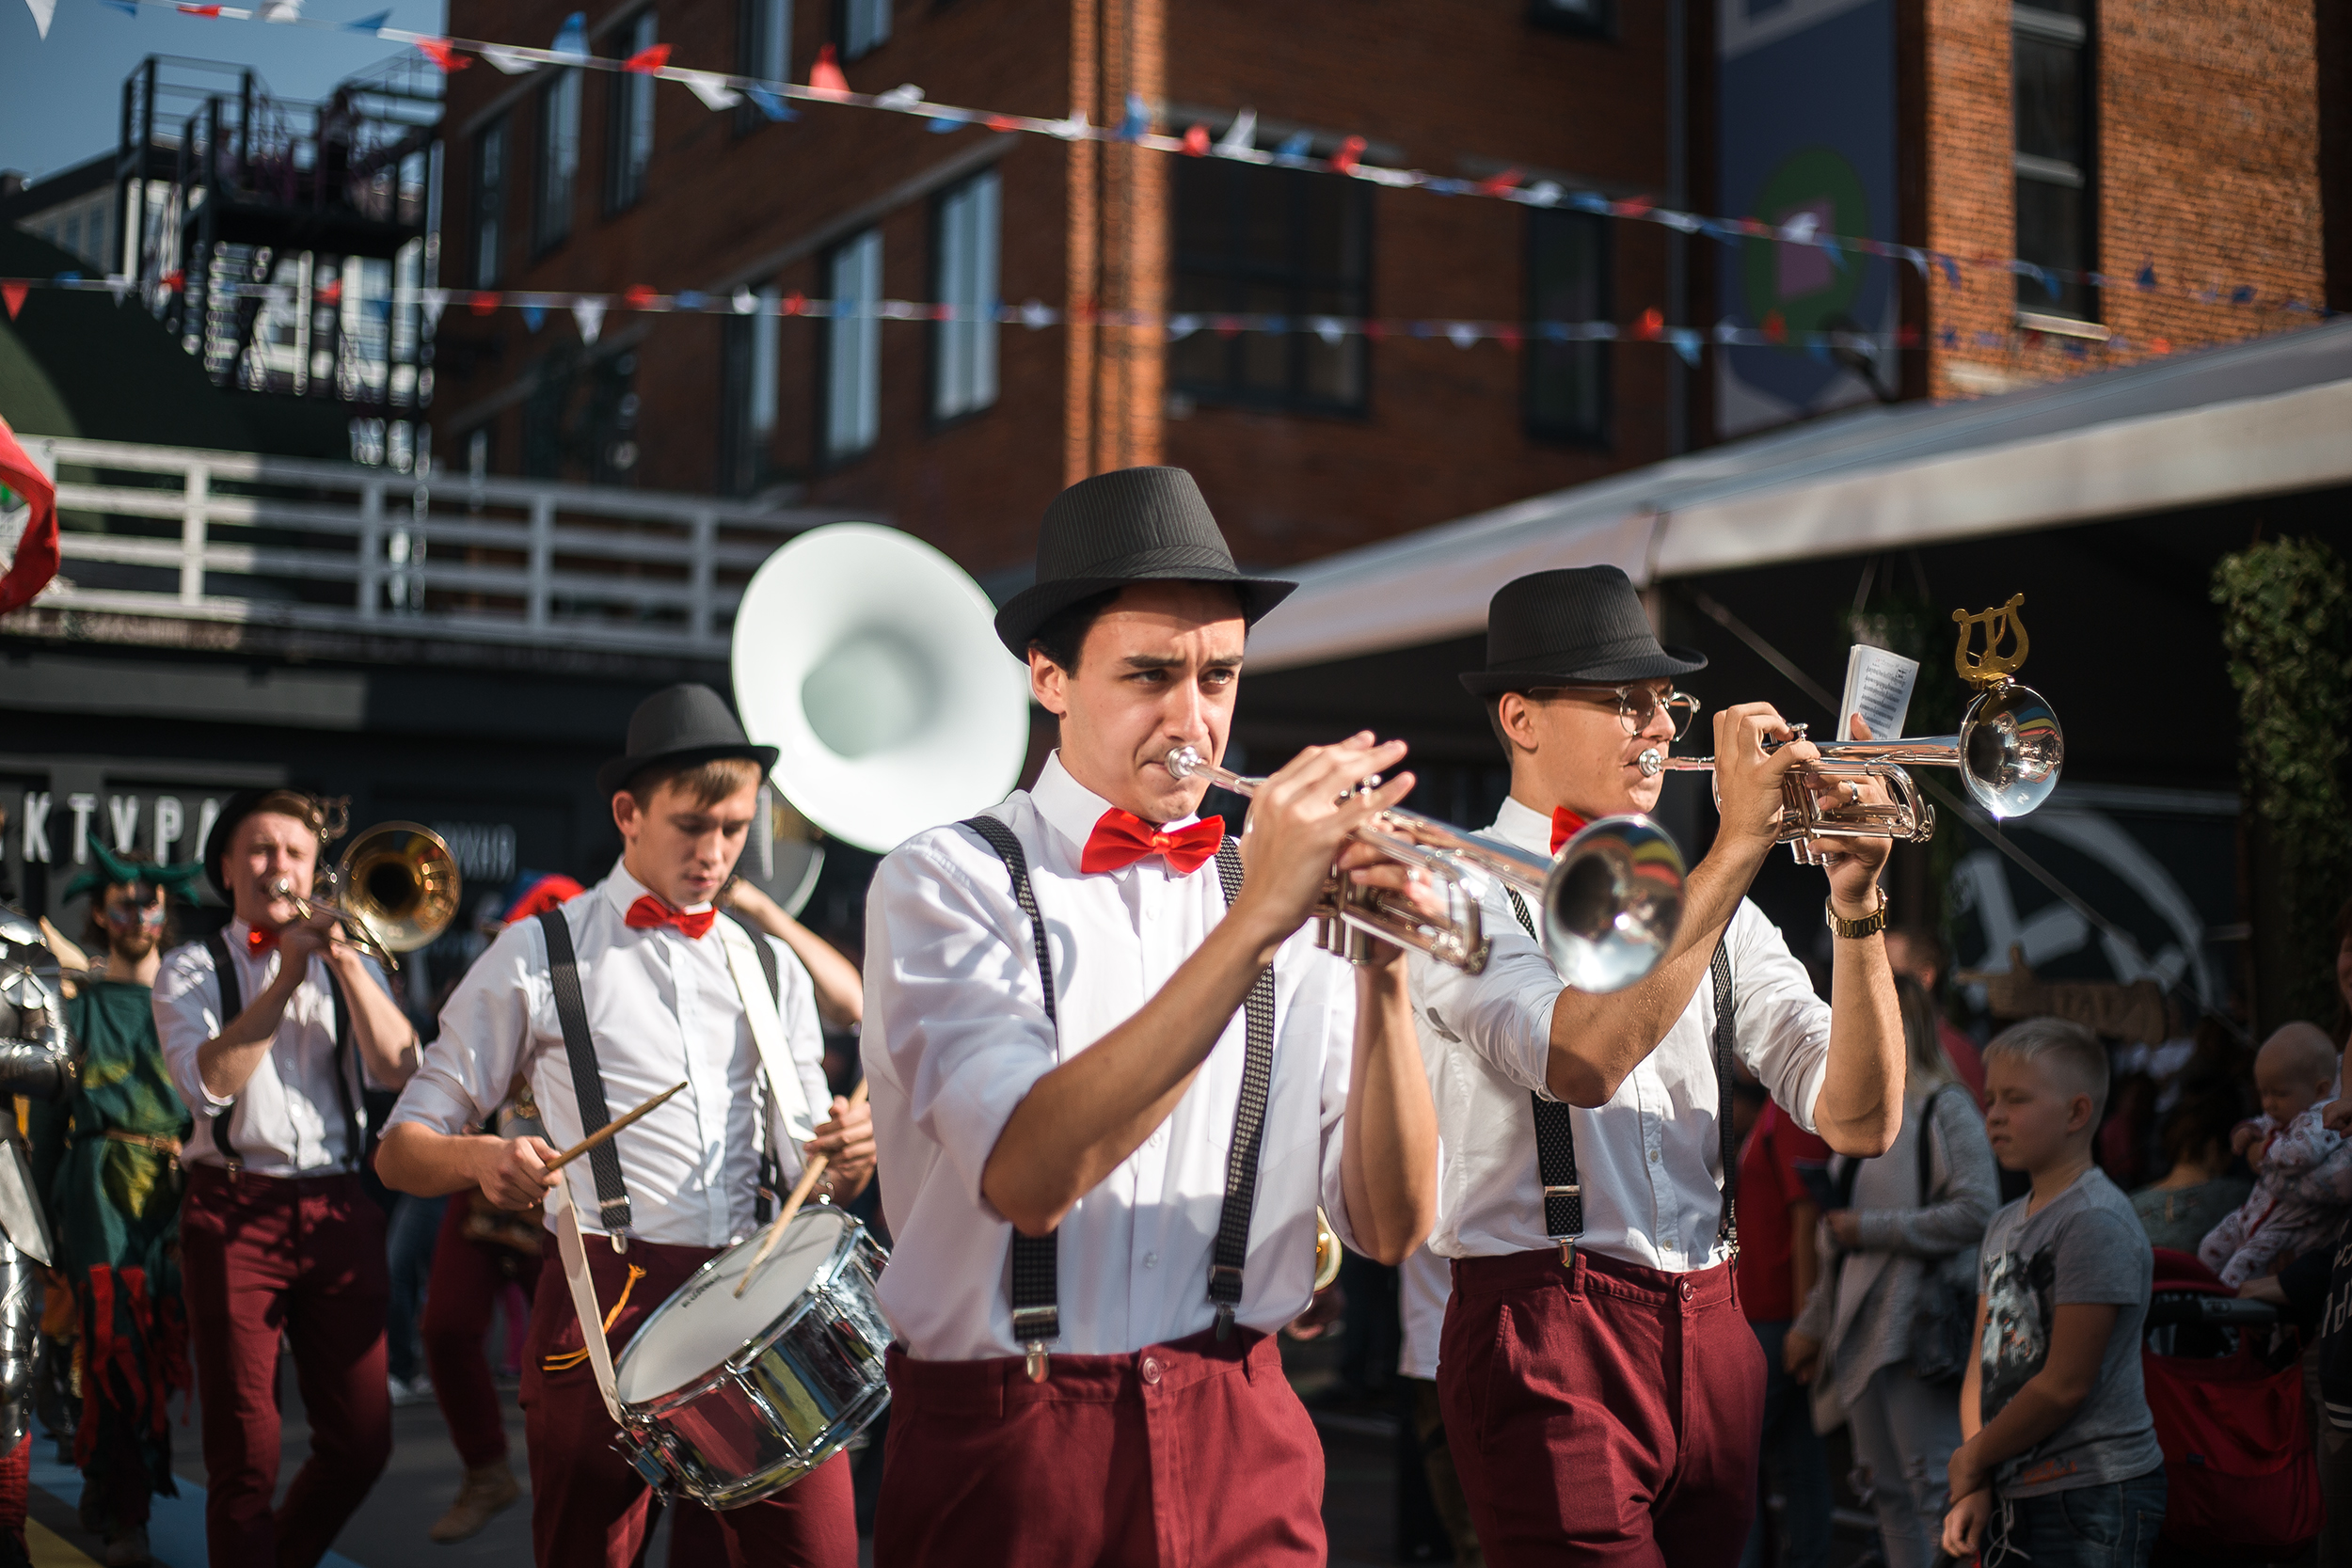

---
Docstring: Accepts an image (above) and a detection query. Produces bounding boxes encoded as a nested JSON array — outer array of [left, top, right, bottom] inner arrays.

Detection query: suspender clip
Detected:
[[609, 1232, 629, 1255], [1212, 1304, 1236, 1341], [223, 1155, 241, 1183], [1024, 1342, 1049, 1383], [1558, 1239, 1575, 1271]]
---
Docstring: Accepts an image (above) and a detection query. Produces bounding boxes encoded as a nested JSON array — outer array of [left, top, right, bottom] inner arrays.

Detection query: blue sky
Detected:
[[1, 0, 447, 185]]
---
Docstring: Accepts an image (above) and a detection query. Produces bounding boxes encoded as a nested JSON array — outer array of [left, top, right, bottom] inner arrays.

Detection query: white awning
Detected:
[[1248, 319, 2352, 671]]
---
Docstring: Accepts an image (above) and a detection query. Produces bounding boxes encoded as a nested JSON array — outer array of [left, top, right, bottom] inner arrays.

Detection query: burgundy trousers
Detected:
[[421, 1191, 541, 1470], [1438, 1247, 1766, 1568], [179, 1165, 392, 1568], [874, 1326, 1326, 1568], [518, 1239, 857, 1568]]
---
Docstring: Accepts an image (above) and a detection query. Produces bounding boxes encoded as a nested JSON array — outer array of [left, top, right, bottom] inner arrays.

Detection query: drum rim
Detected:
[[615, 1205, 867, 1408]]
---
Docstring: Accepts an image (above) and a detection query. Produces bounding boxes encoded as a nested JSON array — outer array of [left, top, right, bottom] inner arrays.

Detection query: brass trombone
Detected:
[[1164, 745, 1685, 992], [270, 821, 460, 972], [1636, 594, 2064, 865]]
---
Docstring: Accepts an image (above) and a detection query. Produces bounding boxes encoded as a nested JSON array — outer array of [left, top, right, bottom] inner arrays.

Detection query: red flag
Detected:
[[1762, 309, 1787, 343], [416, 38, 469, 72], [0, 283, 24, 322], [1182, 124, 1210, 156], [1476, 167, 1522, 197], [808, 44, 850, 99], [0, 418, 60, 618], [1634, 308, 1663, 340], [177, 5, 223, 14], [624, 42, 672, 73], [316, 276, 343, 306], [1615, 196, 1655, 217], [469, 291, 501, 315], [783, 291, 806, 315], [1330, 135, 1366, 174], [985, 115, 1019, 133], [622, 284, 658, 309]]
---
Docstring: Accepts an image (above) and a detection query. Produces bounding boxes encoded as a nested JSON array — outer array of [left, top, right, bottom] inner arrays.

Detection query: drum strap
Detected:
[[712, 914, 817, 1202], [1502, 890, 1739, 1261], [959, 816, 1278, 1373]]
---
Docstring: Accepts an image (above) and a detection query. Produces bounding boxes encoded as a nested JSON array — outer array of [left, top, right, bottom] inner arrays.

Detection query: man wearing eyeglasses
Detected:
[[1404, 565, 1904, 1567]]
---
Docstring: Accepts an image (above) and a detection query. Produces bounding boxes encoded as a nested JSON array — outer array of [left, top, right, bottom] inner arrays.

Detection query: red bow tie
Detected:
[[1081, 809, 1225, 876], [1549, 807, 1590, 857], [625, 895, 717, 940], [244, 926, 278, 955]]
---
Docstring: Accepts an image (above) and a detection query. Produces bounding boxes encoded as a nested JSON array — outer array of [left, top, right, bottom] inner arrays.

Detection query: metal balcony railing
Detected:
[[9, 436, 873, 660]]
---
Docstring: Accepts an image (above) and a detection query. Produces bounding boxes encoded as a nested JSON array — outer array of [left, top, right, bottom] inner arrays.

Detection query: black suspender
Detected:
[[538, 909, 633, 1240], [1502, 889, 1739, 1262], [202, 931, 358, 1179], [959, 816, 1278, 1379]]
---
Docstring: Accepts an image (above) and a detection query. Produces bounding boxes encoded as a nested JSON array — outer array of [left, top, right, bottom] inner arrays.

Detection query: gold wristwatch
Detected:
[[1824, 892, 1888, 940]]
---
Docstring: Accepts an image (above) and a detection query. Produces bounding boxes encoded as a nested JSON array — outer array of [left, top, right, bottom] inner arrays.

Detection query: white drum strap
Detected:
[[714, 917, 817, 1176], [548, 1173, 628, 1424]]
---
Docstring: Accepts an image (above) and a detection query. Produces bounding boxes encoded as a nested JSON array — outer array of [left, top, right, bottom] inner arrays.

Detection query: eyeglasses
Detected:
[[1529, 685, 1703, 741]]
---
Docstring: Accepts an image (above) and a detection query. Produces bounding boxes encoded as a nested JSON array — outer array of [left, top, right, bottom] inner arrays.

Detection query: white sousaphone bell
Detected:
[[732, 524, 1033, 857]]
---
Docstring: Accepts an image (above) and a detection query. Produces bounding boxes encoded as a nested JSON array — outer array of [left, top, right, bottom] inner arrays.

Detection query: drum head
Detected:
[[614, 1206, 853, 1404]]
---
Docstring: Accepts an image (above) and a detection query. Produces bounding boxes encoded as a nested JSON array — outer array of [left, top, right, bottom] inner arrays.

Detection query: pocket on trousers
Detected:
[[2057, 1481, 2124, 1552]]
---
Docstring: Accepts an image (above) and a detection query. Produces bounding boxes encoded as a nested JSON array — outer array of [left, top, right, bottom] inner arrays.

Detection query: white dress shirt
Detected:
[[864, 752, 1361, 1362], [154, 923, 394, 1178], [1414, 794, 1834, 1272], [389, 863, 831, 1249]]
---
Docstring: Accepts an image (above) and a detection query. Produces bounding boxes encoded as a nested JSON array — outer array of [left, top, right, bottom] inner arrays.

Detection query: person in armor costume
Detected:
[[33, 841, 204, 1567], [0, 906, 81, 1568]]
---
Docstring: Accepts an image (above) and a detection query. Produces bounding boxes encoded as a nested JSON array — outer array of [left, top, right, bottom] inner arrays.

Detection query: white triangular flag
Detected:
[[732, 287, 755, 314], [419, 289, 448, 330], [680, 71, 742, 110], [572, 298, 605, 344], [873, 84, 925, 110], [482, 46, 539, 74], [105, 275, 131, 303], [258, 0, 301, 21], [24, 0, 56, 39], [1216, 108, 1256, 155]]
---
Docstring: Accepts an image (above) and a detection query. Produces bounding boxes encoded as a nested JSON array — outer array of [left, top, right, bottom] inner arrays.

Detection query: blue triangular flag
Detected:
[[521, 306, 546, 332], [102, 1, 137, 14], [346, 8, 390, 30], [928, 116, 962, 134], [1119, 92, 1149, 140], [551, 11, 588, 61], [1939, 326, 1959, 349], [1668, 328, 1701, 366], [675, 291, 707, 311], [2136, 261, 2157, 290], [1274, 132, 1311, 162], [1936, 254, 1961, 287], [747, 85, 797, 121]]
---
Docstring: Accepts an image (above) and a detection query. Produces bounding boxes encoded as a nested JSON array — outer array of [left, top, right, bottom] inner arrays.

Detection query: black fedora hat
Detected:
[[1459, 566, 1707, 697], [597, 684, 779, 796], [992, 467, 1297, 657]]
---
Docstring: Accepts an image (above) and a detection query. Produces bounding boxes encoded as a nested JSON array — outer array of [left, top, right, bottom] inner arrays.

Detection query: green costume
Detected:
[[33, 975, 192, 1533]]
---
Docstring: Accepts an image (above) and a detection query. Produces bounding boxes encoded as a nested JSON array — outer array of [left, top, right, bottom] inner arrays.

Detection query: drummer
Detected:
[[862, 467, 1440, 1564], [377, 684, 872, 1568]]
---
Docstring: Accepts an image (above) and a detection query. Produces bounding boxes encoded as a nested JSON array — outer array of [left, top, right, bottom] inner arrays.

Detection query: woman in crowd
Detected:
[[1787, 974, 1998, 1568], [2129, 1081, 2252, 1254]]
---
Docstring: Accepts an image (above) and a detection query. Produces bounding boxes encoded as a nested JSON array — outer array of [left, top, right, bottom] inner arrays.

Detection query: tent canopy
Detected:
[[1248, 319, 2352, 672]]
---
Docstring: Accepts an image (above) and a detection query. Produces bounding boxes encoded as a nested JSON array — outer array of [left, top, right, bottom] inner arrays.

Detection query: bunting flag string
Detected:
[[0, 269, 2199, 365], [60, 0, 2331, 326]]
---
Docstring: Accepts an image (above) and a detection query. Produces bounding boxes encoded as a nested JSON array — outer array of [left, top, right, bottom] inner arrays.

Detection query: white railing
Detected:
[[11, 436, 875, 659]]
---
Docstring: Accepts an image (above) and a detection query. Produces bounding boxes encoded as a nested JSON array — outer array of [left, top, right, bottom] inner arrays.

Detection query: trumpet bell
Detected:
[[337, 822, 460, 955], [733, 525, 1032, 853], [1958, 681, 2063, 818], [1545, 816, 1687, 993]]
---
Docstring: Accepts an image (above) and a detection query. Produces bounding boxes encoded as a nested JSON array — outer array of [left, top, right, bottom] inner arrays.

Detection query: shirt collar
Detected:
[[599, 860, 713, 921], [1028, 751, 1205, 863], [1488, 795, 1554, 857]]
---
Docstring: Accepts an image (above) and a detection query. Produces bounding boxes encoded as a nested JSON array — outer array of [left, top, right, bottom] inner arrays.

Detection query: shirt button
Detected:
[[1678, 1280, 1694, 1301], [1140, 1355, 1163, 1386], [1143, 1252, 1159, 1270], [1648, 1147, 1661, 1164]]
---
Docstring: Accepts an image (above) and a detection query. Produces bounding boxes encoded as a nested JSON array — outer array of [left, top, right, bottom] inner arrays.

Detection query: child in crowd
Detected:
[[1943, 1018, 2166, 1568], [2197, 1022, 2351, 1289]]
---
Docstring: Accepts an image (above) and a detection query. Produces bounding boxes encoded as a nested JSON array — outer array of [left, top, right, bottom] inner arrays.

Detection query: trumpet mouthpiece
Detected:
[[1165, 745, 1206, 780], [1636, 749, 1664, 778]]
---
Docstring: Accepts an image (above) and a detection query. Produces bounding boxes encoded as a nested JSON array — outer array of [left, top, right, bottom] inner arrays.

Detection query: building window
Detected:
[[1524, 209, 1610, 445], [838, 0, 890, 62], [534, 67, 581, 252], [1526, 0, 1614, 38], [471, 117, 507, 288], [1168, 157, 1371, 416], [608, 10, 658, 214], [2012, 2, 2095, 321], [721, 283, 783, 494], [824, 230, 882, 462], [931, 169, 999, 422], [739, 0, 792, 133]]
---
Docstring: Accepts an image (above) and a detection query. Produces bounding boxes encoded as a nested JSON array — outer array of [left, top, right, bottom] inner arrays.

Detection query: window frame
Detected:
[[929, 167, 1001, 428], [736, 0, 793, 137], [720, 282, 785, 494], [820, 229, 883, 467], [1167, 157, 1375, 419], [1521, 206, 1613, 449], [532, 67, 582, 256], [471, 115, 508, 288], [836, 0, 891, 62], [605, 9, 660, 216], [2010, 2, 2099, 324]]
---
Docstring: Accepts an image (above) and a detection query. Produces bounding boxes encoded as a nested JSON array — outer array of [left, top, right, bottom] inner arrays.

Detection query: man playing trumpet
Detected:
[[1414, 567, 1906, 1567]]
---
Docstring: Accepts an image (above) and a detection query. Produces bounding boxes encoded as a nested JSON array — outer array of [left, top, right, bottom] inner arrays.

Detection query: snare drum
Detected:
[[610, 1204, 890, 1509]]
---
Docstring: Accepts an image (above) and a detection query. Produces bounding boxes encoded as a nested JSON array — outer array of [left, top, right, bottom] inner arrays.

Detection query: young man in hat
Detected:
[[152, 790, 423, 1568], [1415, 566, 1905, 1567], [863, 466, 1441, 1565], [376, 683, 871, 1568]]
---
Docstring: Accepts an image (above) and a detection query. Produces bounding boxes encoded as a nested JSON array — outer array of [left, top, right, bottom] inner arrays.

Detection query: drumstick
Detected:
[[542, 1081, 688, 1173], [734, 1079, 868, 1299]]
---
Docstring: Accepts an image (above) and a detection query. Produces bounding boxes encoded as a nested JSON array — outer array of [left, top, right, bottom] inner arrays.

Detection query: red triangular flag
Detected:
[[624, 42, 672, 73], [177, 5, 223, 15], [622, 284, 658, 309], [0, 283, 24, 322], [316, 277, 343, 306], [1476, 167, 1522, 197], [1330, 135, 1366, 174], [1761, 309, 1788, 343], [416, 38, 469, 72], [469, 291, 501, 316], [808, 44, 850, 99], [1634, 307, 1663, 341], [1182, 124, 1210, 156], [0, 417, 61, 618]]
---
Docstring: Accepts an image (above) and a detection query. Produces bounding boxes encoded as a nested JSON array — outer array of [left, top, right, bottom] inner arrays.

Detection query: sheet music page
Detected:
[[1836, 644, 1919, 741]]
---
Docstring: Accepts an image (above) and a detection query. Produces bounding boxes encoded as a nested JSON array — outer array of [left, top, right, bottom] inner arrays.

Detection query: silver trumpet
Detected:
[[1165, 745, 1686, 992], [1635, 595, 2064, 865]]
